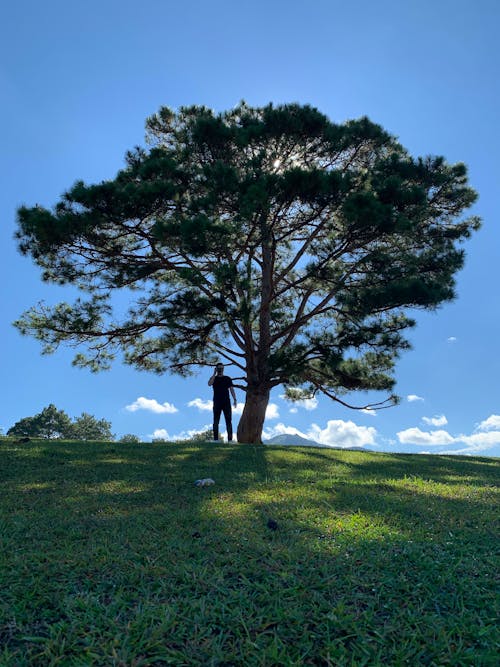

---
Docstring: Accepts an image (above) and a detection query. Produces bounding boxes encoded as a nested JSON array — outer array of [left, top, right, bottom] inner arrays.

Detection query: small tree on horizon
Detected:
[[8, 404, 73, 439], [7, 416, 38, 439], [70, 412, 114, 441], [15, 103, 479, 443], [7, 405, 113, 440], [118, 434, 141, 444], [182, 428, 214, 443]]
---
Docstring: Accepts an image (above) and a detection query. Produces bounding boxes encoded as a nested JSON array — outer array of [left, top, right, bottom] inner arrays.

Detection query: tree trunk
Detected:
[[237, 387, 270, 444]]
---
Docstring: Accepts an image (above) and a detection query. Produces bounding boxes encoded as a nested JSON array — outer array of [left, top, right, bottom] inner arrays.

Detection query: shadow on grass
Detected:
[[2, 440, 498, 543], [1, 439, 498, 665]]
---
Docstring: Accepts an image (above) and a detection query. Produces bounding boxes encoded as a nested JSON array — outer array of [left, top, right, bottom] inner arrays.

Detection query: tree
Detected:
[[8, 404, 73, 439], [7, 416, 38, 438], [15, 103, 480, 443], [70, 412, 114, 441], [37, 404, 73, 438], [182, 428, 214, 443], [7, 405, 113, 440], [118, 434, 141, 444]]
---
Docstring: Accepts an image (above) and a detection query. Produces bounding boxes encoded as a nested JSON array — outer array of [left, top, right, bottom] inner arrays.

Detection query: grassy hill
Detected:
[[1, 439, 498, 666]]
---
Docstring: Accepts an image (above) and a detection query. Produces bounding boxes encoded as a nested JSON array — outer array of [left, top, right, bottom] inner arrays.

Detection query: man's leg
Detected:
[[213, 403, 222, 441], [222, 402, 233, 442]]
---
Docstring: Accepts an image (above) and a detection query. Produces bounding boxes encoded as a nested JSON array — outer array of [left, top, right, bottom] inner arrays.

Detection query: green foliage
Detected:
[[117, 434, 141, 444], [14, 102, 480, 440], [8, 404, 73, 439], [180, 428, 213, 443], [6, 415, 38, 438], [70, 412, 114, 441], [7, 405, 113, 440], [0, 440, 497, 665]]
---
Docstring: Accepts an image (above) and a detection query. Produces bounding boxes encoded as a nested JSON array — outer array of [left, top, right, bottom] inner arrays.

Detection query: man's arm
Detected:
[[208, 368, 216, 386], [230, 386, 237, 408]]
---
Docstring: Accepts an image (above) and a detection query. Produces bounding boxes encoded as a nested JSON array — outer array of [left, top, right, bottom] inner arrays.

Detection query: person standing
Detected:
[[208, 363, 237, 441]]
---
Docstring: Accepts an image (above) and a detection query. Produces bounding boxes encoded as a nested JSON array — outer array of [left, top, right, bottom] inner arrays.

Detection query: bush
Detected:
[[118, 434, 141, 444]]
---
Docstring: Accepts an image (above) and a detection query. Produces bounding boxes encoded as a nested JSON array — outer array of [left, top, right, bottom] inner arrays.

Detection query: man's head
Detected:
[[216, 363, 224, 376]]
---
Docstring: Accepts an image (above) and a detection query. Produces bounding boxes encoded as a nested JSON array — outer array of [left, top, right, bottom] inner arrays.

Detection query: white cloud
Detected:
[[397, 427, 455, 446], [289, 407, 298, 414], [407, 394, 424, 402], [188, 398, 213, 412], [280, 393, 318, 411], [439, 430, 500, 455], [126, 397, 178, 414], [150, 428, 171, 440], [397, 414, 500, 456], [422, 414, 448, 427], [308, 420, 377, 448], [231, 401, 279, 418], [361, 408, 377, 417], [476, 415, 500, 432], [294, 397, 318, 411], [189, 399, 279, 419], [266, 403, 280, 419], [459, 431, 500, 448], [447, 336, 458, 343]]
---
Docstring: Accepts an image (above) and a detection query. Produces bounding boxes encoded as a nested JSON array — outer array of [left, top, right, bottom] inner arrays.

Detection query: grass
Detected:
[[0, 439, 498, 666]]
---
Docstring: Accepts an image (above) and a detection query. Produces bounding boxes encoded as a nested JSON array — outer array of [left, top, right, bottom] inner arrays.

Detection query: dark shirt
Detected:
[[212, 376, 233, 404]]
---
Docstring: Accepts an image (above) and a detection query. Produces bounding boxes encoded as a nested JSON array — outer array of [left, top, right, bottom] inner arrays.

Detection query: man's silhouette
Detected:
[[208, 363, 237, 441]]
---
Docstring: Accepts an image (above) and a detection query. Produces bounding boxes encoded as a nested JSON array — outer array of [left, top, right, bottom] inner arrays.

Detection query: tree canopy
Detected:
[[7, 405, 113, 441], [15, 102, 480, 443], [71, 412, 114, 441]]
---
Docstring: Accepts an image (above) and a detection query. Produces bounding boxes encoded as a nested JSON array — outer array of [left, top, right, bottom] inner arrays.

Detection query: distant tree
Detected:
[[15, 102, 480, 443], [182, 428, 214, 443], [8, 404, 73, 439], [118, 434, 141, 443], [7, 405, 113, 440], [7, 416, 38, 438], [35, 404, 73, 439], [71, 412, 114, 441]]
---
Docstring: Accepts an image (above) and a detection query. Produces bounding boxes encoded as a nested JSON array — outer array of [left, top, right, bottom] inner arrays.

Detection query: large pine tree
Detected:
[[15, 103, 479, 443]]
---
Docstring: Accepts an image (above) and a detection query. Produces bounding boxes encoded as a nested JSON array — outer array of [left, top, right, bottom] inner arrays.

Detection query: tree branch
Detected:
[[310, 380, 397, 411]]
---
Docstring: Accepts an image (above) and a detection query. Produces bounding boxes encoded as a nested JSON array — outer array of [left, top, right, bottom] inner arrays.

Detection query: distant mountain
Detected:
[[264, 433, 328, 447]]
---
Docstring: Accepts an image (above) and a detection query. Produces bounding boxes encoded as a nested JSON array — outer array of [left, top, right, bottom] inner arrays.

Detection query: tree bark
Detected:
[[236, 387, 270, 444]]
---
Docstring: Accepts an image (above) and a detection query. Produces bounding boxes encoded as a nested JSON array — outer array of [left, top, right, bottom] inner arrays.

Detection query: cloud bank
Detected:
[[309, 420, 377, 448], [476, 415, 500, 431], [397, 428, 455, 446], [263, 419, 377, 449], [397, 414, 500, 455], [263, 412, 500, 456]]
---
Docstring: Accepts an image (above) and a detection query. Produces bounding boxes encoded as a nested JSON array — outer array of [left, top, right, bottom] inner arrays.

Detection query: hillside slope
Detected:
[[1, 439, 498, 665]]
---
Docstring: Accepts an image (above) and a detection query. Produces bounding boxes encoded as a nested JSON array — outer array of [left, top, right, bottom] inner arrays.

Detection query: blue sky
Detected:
[[1, 0, 499, 456]]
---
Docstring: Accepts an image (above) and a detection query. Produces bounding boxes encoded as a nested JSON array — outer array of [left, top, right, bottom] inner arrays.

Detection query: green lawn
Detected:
[[0, 439, 498, 666]]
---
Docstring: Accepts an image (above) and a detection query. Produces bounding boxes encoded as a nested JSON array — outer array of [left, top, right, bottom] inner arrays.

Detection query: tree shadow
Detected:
[[1, 440, 498, 664]]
